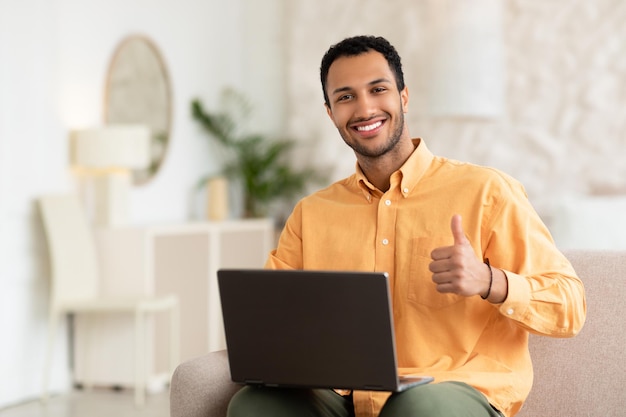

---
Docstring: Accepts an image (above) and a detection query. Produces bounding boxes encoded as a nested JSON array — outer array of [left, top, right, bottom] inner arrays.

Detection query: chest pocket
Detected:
[[407, 237, 463, 309]]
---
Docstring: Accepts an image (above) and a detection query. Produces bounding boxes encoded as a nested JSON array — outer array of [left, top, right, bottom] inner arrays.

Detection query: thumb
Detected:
[[451, 214, 468, 245]]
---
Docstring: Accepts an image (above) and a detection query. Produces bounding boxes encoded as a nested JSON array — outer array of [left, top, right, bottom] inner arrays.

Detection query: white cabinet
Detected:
[[73, 219, 275, 388]]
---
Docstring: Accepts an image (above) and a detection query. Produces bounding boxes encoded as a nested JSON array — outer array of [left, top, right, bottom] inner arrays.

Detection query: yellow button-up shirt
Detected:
[[265, 139, 586, 417]]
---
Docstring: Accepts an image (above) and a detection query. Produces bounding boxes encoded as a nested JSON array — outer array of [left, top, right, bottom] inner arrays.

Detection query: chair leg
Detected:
[[42, 311, 60, 403], [134, 308, 146, 408]]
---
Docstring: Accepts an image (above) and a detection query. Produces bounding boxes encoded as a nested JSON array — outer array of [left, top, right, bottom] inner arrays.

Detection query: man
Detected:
[[227, 35, 586, 417]]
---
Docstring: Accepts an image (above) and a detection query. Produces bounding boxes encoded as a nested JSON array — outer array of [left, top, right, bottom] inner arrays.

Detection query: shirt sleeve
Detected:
[[485, 175, 586, 338], [264, 201, 304, 270]]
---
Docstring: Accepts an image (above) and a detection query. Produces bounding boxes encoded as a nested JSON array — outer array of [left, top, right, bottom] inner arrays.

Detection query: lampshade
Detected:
[[70, 125, 151, 170], [69, 124, 151, 227]]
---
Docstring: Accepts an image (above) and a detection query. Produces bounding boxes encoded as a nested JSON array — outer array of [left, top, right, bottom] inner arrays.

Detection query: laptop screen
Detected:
[[217, 269, 403, 390]]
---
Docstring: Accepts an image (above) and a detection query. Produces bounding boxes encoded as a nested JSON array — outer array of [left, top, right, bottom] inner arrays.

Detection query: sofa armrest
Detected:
[[170, 350, 241, 417]]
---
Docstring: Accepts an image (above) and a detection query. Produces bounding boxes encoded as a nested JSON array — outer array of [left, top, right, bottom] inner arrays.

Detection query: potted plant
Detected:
[[191, 88, 325, 219]]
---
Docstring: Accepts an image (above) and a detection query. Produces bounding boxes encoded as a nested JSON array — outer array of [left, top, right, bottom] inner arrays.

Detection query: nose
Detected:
[[353, 95, 376, 120]]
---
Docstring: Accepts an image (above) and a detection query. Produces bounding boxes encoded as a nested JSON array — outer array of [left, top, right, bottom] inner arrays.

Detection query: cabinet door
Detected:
[[153, 232, 211, 366], [152, 220, 275, 370]]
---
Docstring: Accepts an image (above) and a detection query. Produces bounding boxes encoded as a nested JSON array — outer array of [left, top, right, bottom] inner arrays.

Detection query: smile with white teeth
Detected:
[[356, 121, 382, 132]]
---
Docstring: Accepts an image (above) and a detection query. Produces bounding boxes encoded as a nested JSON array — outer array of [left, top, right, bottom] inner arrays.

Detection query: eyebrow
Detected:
[[331, 77, 393, 96]]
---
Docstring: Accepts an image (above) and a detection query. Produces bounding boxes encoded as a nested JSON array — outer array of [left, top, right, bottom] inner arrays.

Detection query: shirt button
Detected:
[[382, 239, 389, 245], [506, 308, 514, 315], [385, 199, 391, 206]]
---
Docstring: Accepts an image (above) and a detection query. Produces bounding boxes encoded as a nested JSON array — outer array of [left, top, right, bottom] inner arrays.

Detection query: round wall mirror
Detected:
[[104, 35, 172, 185]]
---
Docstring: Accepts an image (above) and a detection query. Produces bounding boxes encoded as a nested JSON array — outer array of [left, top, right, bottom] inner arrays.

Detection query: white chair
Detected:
[[39, 193, 180, 407]]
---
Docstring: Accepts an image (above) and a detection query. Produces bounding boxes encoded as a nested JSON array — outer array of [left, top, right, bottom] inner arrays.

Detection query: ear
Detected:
[[400, 86, 409, 114], [325, 103, 334, 121]]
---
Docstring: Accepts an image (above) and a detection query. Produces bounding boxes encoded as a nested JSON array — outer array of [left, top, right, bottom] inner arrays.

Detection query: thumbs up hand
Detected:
[[429, 215, 492, 299]]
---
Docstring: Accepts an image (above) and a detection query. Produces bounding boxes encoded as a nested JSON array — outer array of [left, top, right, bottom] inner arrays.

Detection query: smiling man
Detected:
[[226, 35, 586, 417]]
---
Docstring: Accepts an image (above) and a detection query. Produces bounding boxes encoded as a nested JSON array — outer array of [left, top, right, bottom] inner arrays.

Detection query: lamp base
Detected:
[[91, 171, 132, 227]]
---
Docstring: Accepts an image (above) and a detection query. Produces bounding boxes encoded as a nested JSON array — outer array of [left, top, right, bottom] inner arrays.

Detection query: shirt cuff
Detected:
[[498, 270, 531, 320]]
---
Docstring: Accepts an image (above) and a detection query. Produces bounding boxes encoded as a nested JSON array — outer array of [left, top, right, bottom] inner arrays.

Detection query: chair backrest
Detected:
[[39, 194, 100, 307], [519, 250, 626, 416]]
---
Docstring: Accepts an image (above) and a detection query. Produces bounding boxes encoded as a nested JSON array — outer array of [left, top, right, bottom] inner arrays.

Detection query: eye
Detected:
[[372, 86, 387, 94], [337, 94, 353, 102]]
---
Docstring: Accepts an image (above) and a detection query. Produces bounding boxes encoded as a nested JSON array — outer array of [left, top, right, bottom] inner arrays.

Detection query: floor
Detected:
[[0, 389, 169, 417]]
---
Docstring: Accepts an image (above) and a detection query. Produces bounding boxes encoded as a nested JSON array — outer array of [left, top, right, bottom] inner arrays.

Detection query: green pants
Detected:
[[227, 381, 503, 417]]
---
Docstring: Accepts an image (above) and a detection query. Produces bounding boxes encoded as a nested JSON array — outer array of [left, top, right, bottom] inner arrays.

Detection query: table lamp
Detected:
[[70, 125, 150, 226]]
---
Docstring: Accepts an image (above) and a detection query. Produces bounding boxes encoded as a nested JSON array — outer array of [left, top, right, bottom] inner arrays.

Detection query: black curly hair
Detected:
[[320, 35, 405, 107]]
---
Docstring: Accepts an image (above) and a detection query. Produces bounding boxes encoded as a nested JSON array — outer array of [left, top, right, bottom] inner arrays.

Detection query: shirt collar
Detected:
[[356, 138, 434, 201]]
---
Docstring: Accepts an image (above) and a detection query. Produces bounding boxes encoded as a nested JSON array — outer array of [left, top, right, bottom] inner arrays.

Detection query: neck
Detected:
[[357, 137, 416, 192]]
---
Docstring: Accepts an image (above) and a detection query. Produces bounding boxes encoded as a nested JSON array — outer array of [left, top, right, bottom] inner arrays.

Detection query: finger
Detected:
[[429, 258, 449, 273], [431, 270, 453, 284], [430, 246, 452, 261], [451, 214, 468, 246]]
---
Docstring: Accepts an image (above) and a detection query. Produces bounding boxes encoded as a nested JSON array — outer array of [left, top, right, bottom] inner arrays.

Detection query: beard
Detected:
[[339, 110, 405, 159]]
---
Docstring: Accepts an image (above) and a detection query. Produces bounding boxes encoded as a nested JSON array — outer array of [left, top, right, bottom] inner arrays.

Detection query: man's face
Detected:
[[324, 51, 409, 159]]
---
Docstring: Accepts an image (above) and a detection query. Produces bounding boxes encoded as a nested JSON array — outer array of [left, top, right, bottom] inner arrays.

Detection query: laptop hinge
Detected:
[[244, 379, 264, 385]]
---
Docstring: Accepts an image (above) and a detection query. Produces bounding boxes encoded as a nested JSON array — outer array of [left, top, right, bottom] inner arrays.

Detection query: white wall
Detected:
[[1, 0, 68, 407], [0, 0, 284, 407]]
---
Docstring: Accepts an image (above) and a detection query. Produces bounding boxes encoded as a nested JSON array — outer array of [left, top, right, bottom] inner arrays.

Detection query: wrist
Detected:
[[480, 258, 493, 300]]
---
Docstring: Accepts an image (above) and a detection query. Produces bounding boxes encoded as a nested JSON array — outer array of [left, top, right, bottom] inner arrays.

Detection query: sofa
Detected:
[[170, 250, 626, 417]]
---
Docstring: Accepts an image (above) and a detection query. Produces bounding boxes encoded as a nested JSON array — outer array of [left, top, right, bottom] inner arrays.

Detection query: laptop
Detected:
[[217, 269, 434, 392]]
